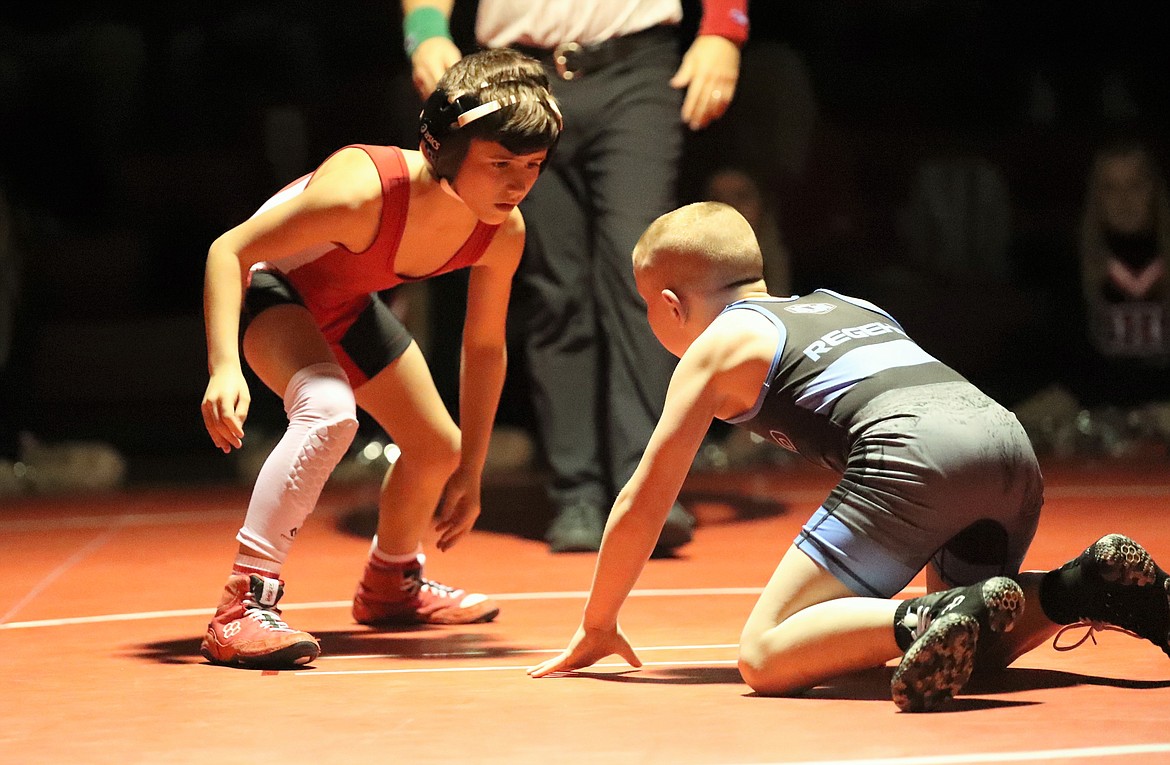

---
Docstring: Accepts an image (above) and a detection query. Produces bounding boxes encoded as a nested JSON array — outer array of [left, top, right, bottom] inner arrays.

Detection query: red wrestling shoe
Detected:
[[200, 574, 320, 669], [352, 554, 500, 625]]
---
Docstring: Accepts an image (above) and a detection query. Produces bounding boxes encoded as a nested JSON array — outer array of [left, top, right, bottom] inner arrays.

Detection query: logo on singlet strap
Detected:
[[769, 430, 797, 452], [784, 303, 836, 315]]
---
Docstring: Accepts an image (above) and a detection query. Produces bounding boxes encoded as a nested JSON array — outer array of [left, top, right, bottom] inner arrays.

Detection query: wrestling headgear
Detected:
[[418, 83, 562, 182]]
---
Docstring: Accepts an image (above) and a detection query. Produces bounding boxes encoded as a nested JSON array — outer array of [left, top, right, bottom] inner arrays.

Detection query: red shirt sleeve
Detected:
[[698, 0, 750, 46]]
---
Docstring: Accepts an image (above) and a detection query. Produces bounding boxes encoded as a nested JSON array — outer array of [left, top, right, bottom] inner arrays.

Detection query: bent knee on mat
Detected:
[[736, 654, 808, 697]]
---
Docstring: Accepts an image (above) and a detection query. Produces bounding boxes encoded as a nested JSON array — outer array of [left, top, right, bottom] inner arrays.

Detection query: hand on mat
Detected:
[[527, 624, 642, 677]]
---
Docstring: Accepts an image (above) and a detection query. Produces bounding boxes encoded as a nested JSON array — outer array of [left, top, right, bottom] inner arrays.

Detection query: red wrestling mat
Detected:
[[2, 457, 1169, 765]]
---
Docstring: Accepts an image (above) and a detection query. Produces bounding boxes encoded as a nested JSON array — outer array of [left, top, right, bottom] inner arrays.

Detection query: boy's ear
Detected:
[[662, 288, 685, 323]]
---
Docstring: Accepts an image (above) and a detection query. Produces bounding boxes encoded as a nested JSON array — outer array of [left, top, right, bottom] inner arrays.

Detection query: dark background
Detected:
[[1, 1, 1166, 482]]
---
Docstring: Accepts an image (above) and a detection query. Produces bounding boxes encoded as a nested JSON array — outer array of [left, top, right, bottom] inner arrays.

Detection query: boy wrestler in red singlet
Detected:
[[199, 48, 562, 668]]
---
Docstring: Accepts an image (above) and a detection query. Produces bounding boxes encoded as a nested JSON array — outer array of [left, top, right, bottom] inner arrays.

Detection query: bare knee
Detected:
[[739, 636, 786, 697], [738, 634, 797, 696], [737, 654, 768, 694], [737, 653, 799, 696], [402, 427, 461, 479]]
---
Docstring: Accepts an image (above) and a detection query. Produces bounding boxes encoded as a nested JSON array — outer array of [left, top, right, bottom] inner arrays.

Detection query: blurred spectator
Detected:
[[692, 166, 796, 472], [1014, 135, 1170, 456], [703, 166, 792, 295], [863, 145, 1042, 406], [900, 151, 1014, 285], [681, 39, 869, 294], [1079, 137, 1170, 364]]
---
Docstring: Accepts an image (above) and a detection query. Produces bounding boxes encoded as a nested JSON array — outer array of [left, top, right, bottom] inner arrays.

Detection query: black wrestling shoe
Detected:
[[1048, 534, 1170, 657], [891, 576, 1024, 712], [546, 501, 605, 553]]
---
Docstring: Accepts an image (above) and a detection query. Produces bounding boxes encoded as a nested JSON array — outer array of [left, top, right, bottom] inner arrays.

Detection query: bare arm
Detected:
[[586, 352, 724, 625], [527, 339, 726, 676], [527, 308, 778, 677], [433, 212, 525, 550], [402, 0, 461, 97], [672, 0, 748, 131], [200, 149, 381, 451]]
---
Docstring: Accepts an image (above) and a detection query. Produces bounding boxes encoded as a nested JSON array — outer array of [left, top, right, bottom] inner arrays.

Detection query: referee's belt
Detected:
[[511, 25, 675, 81]]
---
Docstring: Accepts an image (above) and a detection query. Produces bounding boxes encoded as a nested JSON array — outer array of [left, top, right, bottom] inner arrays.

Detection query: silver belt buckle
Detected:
[[553, 41, 582, 81]]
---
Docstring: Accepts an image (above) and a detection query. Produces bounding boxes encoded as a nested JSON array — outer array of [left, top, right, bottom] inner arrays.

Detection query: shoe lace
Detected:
[[1052, 620, 1140, 652], [420, 578, 460, 598], [907, 605, 933, 642], [242, 599, 294, 632], [399, 569, 460, 600]]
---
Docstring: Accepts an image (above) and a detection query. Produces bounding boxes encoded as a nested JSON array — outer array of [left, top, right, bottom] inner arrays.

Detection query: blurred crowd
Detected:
[[1, 2, 1168, 495]]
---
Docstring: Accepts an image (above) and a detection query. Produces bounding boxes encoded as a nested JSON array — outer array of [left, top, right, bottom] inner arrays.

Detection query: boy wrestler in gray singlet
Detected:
[[529, 201, 1170, 713]]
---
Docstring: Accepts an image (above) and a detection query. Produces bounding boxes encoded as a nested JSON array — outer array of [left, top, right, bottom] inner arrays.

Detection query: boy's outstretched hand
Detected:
[[527, 624, 643, 678]]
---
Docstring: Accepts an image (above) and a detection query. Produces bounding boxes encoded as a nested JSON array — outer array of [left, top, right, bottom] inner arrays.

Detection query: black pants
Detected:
[[515, 29, 685, 509]]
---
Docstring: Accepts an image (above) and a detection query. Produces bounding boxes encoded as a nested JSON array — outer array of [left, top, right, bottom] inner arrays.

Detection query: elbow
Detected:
[[207, 234, 255, 277], [207, 236, 242, 272]]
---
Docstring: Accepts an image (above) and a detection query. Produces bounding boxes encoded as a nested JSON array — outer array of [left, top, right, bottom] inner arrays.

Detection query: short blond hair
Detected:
[[633, 202, 764, 293]]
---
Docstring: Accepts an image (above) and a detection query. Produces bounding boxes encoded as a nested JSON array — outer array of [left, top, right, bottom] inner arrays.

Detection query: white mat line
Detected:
[[0, 509, 244, 532], [0, 587, 758, 630], [326, 642, 739, 661], [0, 522, 126, 624], [0, 586, 927, 631], [300, 658, 740, 677], [713, 742, 1170, 765]]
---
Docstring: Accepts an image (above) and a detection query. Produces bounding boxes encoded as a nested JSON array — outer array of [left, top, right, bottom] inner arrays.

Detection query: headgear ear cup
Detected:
[[417, 87, 451, 168], [419, 88, 483, 181], [419, 80, 561, 181]]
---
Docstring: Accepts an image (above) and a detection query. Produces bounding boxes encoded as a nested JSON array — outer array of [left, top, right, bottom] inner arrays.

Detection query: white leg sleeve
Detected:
[[236, 363, 359, 564]]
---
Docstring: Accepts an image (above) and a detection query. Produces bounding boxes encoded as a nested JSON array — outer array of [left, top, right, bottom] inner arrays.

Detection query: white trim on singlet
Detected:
[[717, 299, 792, 424], [817, 287, 903, 329], [715, 294, 934, 423], [251, 176, 309, 217], [246, 176, 335, 273]]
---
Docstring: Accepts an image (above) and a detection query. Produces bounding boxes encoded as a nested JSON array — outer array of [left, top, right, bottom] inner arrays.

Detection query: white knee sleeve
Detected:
[[236, 363, 359, 563]]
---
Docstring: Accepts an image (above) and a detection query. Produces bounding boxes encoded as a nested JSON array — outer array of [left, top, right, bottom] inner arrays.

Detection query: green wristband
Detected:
[[404, 6, 452, 57]]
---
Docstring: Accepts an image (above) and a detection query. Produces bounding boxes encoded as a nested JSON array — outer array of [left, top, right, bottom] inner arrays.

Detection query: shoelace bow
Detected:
[[1051, 620, 1139, 651]]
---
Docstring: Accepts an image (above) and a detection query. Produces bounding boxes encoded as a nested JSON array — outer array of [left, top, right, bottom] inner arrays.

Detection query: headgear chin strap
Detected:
[[418, 85, 562, 181]]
